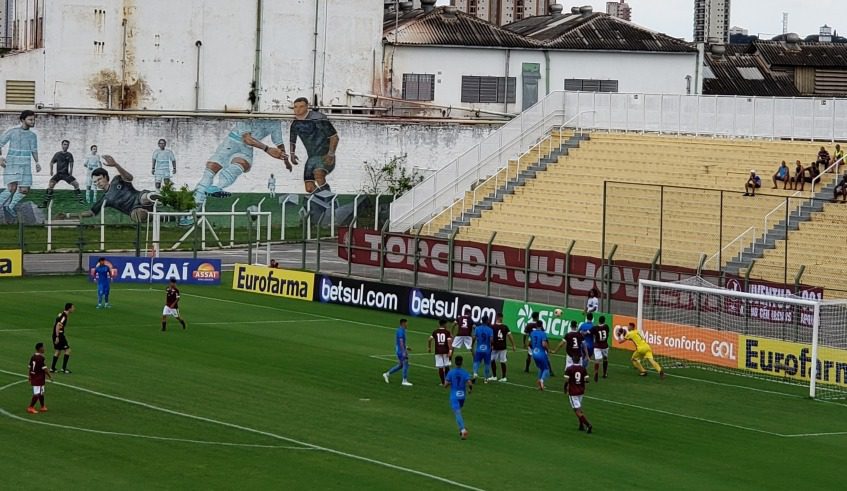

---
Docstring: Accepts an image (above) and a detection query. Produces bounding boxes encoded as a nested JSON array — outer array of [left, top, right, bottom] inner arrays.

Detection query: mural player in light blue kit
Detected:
[[0, 110, 41, 217], [151, 139, 177, 190], [193, 119, 291, 208]]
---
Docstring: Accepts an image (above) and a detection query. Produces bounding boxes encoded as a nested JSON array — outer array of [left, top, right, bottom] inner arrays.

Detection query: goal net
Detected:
[[633, 277, 847, 399]]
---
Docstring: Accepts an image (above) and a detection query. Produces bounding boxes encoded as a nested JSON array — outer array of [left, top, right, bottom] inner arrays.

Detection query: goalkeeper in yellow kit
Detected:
[[623, 322, 665, 379]]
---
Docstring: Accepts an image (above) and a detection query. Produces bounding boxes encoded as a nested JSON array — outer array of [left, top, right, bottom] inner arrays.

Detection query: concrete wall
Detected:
[[0, 0, 382, 111], [548, 51, 697, 95], [0, 112, 497, 194]]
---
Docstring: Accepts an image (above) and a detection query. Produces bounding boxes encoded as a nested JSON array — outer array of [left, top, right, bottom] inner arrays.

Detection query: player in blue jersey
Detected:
[[471, 317, 494, 383], [579, 313, 595, 369], [93, 257, 112, 309], [529, 322, 550, 390], [383, 318, 412, 386], [444, 355, 473, 440], [0, 110, 41, 217]]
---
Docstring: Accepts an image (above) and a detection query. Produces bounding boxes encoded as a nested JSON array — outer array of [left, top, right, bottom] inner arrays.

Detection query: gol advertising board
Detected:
[[0, 249, 22, 278], [232, 263, 314, 301], [612, 315, 740, 369], [740, 336, 847, 389], [89, 256, 221, 285], [502, 299, 611, 339]]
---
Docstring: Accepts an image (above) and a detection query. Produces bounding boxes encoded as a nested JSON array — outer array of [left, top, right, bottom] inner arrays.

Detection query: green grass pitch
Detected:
[[0, 274, 844, 489]]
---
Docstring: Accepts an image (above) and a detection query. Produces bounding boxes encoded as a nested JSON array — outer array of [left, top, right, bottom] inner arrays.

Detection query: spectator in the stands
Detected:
[[772, 161, 790, 189], [744, 170, 762, 197], [789, 160, 805, 191], [803, 161, 821, 191], [817, 146, 831, 170], [833, 144, 844, 173], [834, 173, 847, 203]]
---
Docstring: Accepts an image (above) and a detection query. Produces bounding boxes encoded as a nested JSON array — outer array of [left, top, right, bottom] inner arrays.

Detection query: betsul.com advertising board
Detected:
[[316, 274, 504, 321]]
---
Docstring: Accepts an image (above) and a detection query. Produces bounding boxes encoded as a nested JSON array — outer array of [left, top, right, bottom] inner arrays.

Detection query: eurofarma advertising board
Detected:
[[231, 263, 314, 301], [0, 249, 23, 278], [88, 256, 222, 285]]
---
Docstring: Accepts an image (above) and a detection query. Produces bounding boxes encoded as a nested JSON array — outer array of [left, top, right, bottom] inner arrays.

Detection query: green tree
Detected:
[[360, 154, 424, 196]]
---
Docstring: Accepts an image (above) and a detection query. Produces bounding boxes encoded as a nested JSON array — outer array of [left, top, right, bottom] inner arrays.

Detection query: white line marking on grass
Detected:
[[0, 368, 484, 490], [0, 379, 27, 391], [0, 319, 326, 333]]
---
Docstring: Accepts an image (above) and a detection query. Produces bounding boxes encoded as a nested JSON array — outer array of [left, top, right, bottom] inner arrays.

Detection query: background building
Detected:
[[450, 0, 548, 26], [605, 1, 631, 21], [694, 0, 731, 43]]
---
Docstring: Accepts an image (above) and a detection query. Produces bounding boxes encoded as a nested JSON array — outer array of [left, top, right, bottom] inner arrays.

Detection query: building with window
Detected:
[[694, 0, 731, 43], [449, 0, 549, 26], [605, 1, 631, 21]]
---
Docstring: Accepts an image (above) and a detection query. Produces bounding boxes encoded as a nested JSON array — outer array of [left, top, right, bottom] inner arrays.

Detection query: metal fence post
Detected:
[[793, 265, 806, 342], [524, 235, 535, 302], [743, 260, 755, 334], [316, 212, 326, 273], [604, 244, 618, 313], [413, 227, 422, 287], [486, 232, 497, 297], [247, 210, 255, 265], [134, 222, 141, 257], [784, 196, 790, 286], [447, 228, 459, 292], [192, 210, 199, 259], [658, 185, 664, 266], [379, 220, 390, 283], [563, 240, 575, 307], [346, 218, 356, 277], [718, 190, 724, 269], [76, 223, 85, 273]]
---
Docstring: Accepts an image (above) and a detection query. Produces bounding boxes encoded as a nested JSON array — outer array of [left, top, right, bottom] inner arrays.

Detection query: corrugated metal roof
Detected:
[[504, 12, 696, 53], [383, 7, 541, 49], [703, 49, 799, 97], [755, 41, 847, 67]]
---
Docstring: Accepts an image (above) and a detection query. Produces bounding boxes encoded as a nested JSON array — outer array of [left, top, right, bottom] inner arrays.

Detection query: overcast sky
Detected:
[[436, 1, 844, 41]]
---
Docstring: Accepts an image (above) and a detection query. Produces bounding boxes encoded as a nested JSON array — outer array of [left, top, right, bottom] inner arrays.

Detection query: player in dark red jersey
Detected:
[[51, 302, 74, 373], [590, 315, 611, 381], [162, 278, 187, 331], [490, 312, 516, 382], [452, 312, 474, 351], [428, 319, 454, 384], [564, 354, 592, 433], [28, 342, 53, 414], [551, 320, 588, 370]]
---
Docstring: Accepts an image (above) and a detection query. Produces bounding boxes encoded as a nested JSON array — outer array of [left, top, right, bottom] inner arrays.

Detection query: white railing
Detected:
[[703, 226, 756, 271], [392, 90, 847, 233], [762, 157, 844, 234]]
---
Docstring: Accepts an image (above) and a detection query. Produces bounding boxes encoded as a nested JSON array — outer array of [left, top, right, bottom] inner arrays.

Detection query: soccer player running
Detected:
[[529, 322, 550, 390], [552, 320, 589, 371], [624, 322, 665, 379], [151, 139, 177, 190], [452, 311, 473, 352], [93, 257, 112, 308], [427, 319, 453, 384], [27, 342, 53, 414], [564, 354, 592, 433], [58, 156, 160, 223], [471, 316, 495, 383], [590, 315, 611, 381], [0, 110, 41, 217], [383, 319, 412, 386], [43, 139, 83, 206], [83, 145, 102, 203], [51, 303, 75, 374], [444, 355, 473, 440], [578, 312, 595, 369], [290, 97, 339, 194], [490, 312, 516, 382], [162, 278, 187, 331]]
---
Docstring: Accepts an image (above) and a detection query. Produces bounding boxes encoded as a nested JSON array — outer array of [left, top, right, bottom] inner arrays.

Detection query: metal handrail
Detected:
[[763, 156, 844, 233], [417, 114, 594, 236], [704, 226, 755, 270]]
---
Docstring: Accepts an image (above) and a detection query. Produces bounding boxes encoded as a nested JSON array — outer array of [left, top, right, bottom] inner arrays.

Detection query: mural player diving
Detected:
[[57, 155, 161, 222]]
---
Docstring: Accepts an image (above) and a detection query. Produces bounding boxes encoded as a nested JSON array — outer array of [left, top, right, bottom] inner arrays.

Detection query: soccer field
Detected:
[[0, 275, 844, 489]]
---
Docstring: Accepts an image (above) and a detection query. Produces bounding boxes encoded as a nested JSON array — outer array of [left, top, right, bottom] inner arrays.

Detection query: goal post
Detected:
[[634, 278, 847, 400]]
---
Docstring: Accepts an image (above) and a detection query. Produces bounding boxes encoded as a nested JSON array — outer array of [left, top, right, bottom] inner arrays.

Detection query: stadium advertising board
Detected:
[[408, 287, 503, 324], [502, 300, 611, 339], [612, 315, 740, 369], [338, 229, 826, 304], [232, 264, 314, 300], [0, 249, 22, 277], [739, 336, 847, 389], [89, 256, 222, 285], [316, 275, 407, 312]]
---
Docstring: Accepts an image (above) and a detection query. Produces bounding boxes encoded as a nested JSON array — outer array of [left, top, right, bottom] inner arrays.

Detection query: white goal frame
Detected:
[[637, 279, 824, 398]]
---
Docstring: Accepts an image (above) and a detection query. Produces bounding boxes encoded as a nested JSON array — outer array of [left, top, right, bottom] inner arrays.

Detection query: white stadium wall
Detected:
[[0, 113, 496, 194]]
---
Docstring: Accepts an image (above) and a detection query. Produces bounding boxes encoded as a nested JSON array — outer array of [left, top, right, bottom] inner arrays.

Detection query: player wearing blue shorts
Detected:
[[444, 355, 472, 440], [93, 257, 112, 308], [471, 319, 494, 383], [529, 323, 550, 390], [0, 110, 40, 217], [193, 119, 290, 208], [383, 319, 412, 386], [579, 313, 595, 369]]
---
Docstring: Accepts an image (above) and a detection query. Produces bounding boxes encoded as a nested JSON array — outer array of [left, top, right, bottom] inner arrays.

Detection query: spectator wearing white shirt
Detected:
[[586, 288, 600, 314]]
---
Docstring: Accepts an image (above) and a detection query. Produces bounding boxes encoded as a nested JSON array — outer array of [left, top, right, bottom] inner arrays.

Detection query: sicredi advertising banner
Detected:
[[612, 315, 740, 369], [0, 249, 23, 278], [232, 264, 314, 300], [740, 336, 847, 389], [502, 299, 611, 339], [88, 256, 221, 284]]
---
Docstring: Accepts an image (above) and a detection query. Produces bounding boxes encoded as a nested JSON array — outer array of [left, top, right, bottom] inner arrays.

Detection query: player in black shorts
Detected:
[[43, 139, 84, 206], [51, 302, 75, 373], [58, 155, 160, 223]]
